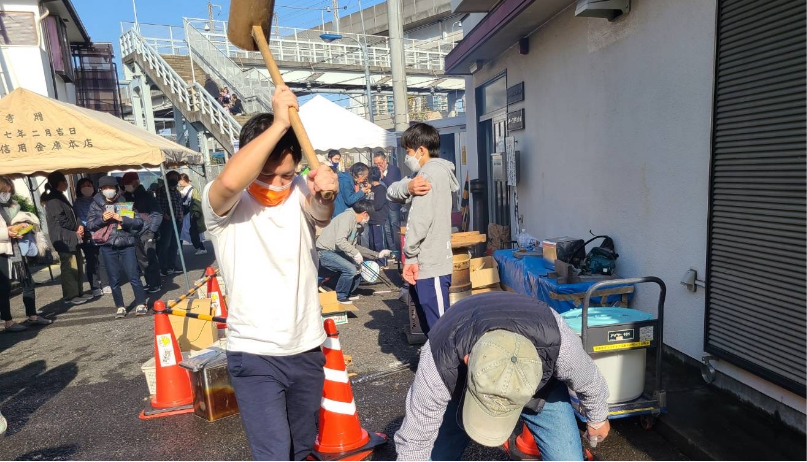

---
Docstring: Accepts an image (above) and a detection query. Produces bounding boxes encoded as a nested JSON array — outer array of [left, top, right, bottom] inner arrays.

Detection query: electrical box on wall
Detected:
[[575, 0, 630, 21]]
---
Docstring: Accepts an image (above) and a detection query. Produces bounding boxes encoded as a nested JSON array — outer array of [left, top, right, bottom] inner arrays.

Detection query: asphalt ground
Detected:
[[0, 245, 686, 460]]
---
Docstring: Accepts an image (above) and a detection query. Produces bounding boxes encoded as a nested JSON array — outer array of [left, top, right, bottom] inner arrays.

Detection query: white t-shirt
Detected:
[[202, 177, 326, 356]]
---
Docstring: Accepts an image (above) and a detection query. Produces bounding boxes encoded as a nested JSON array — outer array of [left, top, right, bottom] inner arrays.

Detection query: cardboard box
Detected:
[[470, 256, 500, 289], [320, 291, 356, 325], [169, 299, 219, 352]]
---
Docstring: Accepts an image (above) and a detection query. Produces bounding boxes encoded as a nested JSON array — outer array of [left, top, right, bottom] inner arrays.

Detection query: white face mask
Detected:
[[404, 153, 422, 173], [266, 181, 292, 192], [124, 184, 135, 193], [0, 192, 11, 203], [81, 187, 94, 197], [102, 189, 118, 200], [360, 215, 370, 226]]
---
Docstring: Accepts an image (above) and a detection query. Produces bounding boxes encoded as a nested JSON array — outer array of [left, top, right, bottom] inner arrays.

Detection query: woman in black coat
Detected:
[[43, 172, 92, 305]]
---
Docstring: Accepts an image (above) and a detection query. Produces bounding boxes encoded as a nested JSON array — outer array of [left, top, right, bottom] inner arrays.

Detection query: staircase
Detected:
[[184, 20, 273, 114], [120, 28, 242, 155]]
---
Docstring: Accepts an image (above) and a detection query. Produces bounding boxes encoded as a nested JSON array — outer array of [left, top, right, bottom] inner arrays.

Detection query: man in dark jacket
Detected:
[[394, 292, 611, 461], [86, 176, 147, 318], [122, 172, 163, 293], [42, 171, 92, 305], [373, 152, 402, 253], [155, 170, 184, 276]]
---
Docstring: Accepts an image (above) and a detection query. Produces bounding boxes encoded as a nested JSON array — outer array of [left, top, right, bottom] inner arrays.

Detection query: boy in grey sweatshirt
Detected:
[[387, 123, 460, 334], [317, 199, 391, 302]]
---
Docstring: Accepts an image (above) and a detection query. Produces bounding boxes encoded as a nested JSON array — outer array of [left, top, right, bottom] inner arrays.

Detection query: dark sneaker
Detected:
[[146, 285, 161, 294], [3, 323, 28, 332], [25, 316, 52, 326]]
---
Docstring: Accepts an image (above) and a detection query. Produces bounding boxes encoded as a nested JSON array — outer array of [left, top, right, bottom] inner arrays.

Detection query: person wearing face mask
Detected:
[[332, 162, 370, 218], [327, 149, 342, 172], [386, 123, 459, 335], [316, 199, 391, 303], [178, 174, 207, 255], [155, 170, 184, 277], [0, 176, 51, 332], [42, 171, 93, 306], [73, 178, 107, 297], [121, 172, 164, 293], [86, 176, 147, 318], [202, 85, 338, 461]]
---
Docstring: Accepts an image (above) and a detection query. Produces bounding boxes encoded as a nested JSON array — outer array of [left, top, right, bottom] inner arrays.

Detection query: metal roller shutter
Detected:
[[705, 0, 806, 396]]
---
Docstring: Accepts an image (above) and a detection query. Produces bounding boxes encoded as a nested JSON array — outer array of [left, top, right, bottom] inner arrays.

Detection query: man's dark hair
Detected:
[[239, 113, 302, 164], [352, 199, 374, 215], [401, 123, 440, 158], [327, 150, 341, 160], [166, 170, 180, 181], [368, 166, 382, 183], [350, 162, 369, 179], [372, 151, 386, 161]]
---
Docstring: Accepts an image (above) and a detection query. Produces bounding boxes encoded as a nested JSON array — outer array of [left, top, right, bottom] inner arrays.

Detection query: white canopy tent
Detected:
[[298, 95, 398, 159]]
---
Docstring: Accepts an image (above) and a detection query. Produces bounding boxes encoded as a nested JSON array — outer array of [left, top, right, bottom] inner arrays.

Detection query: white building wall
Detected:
[[468, 0, 805, 414], [0, 0, 76, 102]]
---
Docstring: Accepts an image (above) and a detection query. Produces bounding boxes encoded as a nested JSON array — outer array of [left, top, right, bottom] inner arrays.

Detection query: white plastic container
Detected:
[[561, 307, 654, 404]]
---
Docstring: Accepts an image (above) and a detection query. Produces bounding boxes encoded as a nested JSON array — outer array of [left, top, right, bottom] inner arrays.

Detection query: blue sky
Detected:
[[72, 0, 384, 106], [73, 0, 384, 47]]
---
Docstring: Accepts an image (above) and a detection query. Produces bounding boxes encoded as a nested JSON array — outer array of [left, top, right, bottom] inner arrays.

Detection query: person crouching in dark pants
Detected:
[[122, 172, 163, 293]]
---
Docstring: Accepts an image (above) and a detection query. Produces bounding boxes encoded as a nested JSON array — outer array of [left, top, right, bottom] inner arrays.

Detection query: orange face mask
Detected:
[[247, 179, 292, 207]]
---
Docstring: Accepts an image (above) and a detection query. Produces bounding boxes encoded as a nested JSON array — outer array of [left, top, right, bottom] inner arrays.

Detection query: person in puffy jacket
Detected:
[[86, 175, 147, 318]]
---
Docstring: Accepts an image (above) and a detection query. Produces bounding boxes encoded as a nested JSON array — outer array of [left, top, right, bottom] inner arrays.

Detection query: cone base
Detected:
[[139, 400, 194, 420], [515, 434, 541, 457], [311, 431, 387, 461], [503, 431, 541, 461]]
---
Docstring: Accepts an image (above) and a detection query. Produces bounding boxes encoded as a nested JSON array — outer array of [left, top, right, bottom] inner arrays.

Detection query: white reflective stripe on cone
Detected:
[[323, 337, 341, 350], [321, 397, 357, 415], [324, 367, 349, 383]]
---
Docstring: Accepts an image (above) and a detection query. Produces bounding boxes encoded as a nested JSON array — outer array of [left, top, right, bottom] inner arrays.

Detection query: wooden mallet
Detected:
[[227, 0, 333, 200]]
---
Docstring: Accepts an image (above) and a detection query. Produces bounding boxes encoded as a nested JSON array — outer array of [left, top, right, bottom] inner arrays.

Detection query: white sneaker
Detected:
[[66, 297, 88, 305], [195, 249, 208, 255], [135, 304, 148, 316], [115, 307, 127, 318], [92, 288, 104, 297], [0, 410, 6, 435], [102, 286, 112, 294], [348, 295, 361, 301]]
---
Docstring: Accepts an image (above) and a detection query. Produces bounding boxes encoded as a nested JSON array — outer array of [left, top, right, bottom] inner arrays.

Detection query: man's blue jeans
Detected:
[[318, 251, 360, 301], [430, 382, 584, 461]]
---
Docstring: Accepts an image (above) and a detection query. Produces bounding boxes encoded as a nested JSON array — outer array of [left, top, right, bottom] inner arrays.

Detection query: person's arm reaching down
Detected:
[[552, 311, 611, 441], [207, 85, 298, 217], [394, 344, 452, 460]]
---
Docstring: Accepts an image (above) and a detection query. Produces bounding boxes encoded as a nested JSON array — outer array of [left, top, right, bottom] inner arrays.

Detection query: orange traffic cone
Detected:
[[139, 300, 195, 420], [206, 267, 228, 329], [503, 422, 594, 461], [503, 423, 541, 460], [312, 319, 387, 461]]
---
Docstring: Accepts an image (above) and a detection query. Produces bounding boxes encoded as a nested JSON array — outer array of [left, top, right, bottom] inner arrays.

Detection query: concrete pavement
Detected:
[[0, 245, 688, 460]]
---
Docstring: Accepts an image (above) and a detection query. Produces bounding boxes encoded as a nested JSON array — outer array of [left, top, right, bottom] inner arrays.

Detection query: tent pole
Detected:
[[160, 164, 191, 291]]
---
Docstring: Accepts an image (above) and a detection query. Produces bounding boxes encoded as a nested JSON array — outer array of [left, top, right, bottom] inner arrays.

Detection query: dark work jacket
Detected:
[[428, 292, 562, 412], [369, 183, 389, 226], [44, 191, 80, 253], [124, 185, 163, 235], [86, 194, 144, 248], [381, 164, 402, 211]]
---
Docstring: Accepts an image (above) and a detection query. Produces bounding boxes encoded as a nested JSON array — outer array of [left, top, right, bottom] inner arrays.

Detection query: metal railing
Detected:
[[184, 20, 273, 114], [122, 19, 454, 72], [120, 27, 241, 148]]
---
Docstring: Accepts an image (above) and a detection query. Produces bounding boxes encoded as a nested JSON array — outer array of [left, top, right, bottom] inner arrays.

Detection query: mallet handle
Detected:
[[251, 26, 334, 201]]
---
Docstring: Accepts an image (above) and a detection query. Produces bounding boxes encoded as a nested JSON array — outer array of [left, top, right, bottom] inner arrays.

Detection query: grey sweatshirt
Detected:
[[316, 210, 378, 260], [387, 158, 459, 279]]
